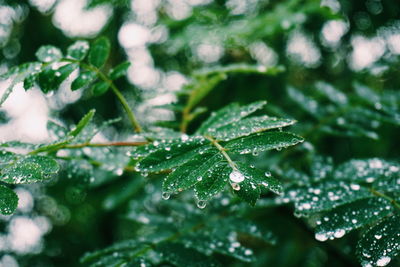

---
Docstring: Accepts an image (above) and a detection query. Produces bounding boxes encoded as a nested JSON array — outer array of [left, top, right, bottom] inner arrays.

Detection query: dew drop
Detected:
[[333, 229, 345, 238], [162, 192, 170, 200], [229, 170, 245, 183], [376, 256, 391, 266], [265, 171, 271, 177], [315, 232, 329, 242], [197, 200, 206, 209], [231, 183, 241, 191]]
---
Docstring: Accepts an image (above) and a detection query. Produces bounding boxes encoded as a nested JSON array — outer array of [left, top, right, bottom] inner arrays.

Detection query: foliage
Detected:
[[0, 0, 399, 267]]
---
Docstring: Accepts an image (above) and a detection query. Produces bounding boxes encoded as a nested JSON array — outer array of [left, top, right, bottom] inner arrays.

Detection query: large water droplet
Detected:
[[376, 256, 391, 266], [197, 200, 206, 209], [229, 170, 245, 183], [162, 192, 170, 200]]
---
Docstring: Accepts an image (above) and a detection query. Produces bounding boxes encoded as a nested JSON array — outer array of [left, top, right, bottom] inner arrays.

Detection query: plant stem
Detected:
[[61, 58, 143, 133], [205, 135, 236, 170]]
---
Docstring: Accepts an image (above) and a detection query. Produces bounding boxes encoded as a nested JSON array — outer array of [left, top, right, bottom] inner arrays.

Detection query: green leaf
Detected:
[[290, 181, 373, 216], [356, 214, 400, 267], [238, 162, 283, 195], [23, 73, 39, 90], [211, 115, 296, 141], [0, 62, 42, 107], [71, 70, 97, 91], [80, 240, 151, 267], [109, 61, 130, 80], [314, 198, 393, 242], [68, 109, 96, 137], [225, 131, 304, 155], [88, 37, 111, 68], [37, 63, 78, 93], [0, 150, 17, 166], [0, 185, 18, 215], [0, 155, 59, 184], [287, 86, 321, 118], [197, 101, 267, 134], [135, 137, 211, 173], [35, 45, 62, 62], [67, 40, 90, 60], [156, 242, 221, 267], [334, 158, 399, 185], [162, 151, 222, 193], [193, 160, 230, 200], [91, 81, 109, 96], [315, 81, 348, 106]]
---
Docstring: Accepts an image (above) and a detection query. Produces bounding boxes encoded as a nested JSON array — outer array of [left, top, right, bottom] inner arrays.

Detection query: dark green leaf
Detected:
[[109, 61, 130, 80], [197, 101, 267, 134], [211, 115, 296, 141], [356, 214, 400, 267], [71, 70, 97, 91], [156, 242, 221, 267], [91, 81, 109, 96], [314, 198, 393, 241], [135, 137, 211, 173], [225, 131, 304, 155]]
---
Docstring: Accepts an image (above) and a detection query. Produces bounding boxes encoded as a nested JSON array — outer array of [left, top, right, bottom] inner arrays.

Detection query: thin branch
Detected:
[[61, 58, 143, 133], [205, 135, 236, 170]]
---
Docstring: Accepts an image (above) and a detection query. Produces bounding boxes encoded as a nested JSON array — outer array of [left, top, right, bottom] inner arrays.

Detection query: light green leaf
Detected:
[[109, 61, 130, 80], [0, 150, 17, 166], [35, 45, 62, 62], [225, 131, 304, 155], [88, 37, 111, 68], [356, 214, 400, 267], [0, 185, 18, 215], [91, 81, 109, 96], [197, 101, 267, 134], [1, 155, 59, 184], [0, 62, 42, 107], [68, 109, 96, 137], [71, 70, 97, 91], [211, 115, 296, 141], [314, 198, 393, 242], [67, 40, 90, 61]]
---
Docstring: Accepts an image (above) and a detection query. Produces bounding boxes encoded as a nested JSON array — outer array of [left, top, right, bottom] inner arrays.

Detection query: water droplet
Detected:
[[162, 192, 170, 200], [244, 249, 253, 256], [231, 183, 241, 191], [333, 229, 345, 238], [376, 256, 391, 266], [197, 200, 206, 209], [374, 234, 382, 240], [229, 170, 245, 183], [315, 232, 329, 242], [265, 171, 271, 177]]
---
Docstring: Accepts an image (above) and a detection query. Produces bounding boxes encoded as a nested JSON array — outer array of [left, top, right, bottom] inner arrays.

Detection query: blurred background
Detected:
[[0, 0, 399, 266]]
